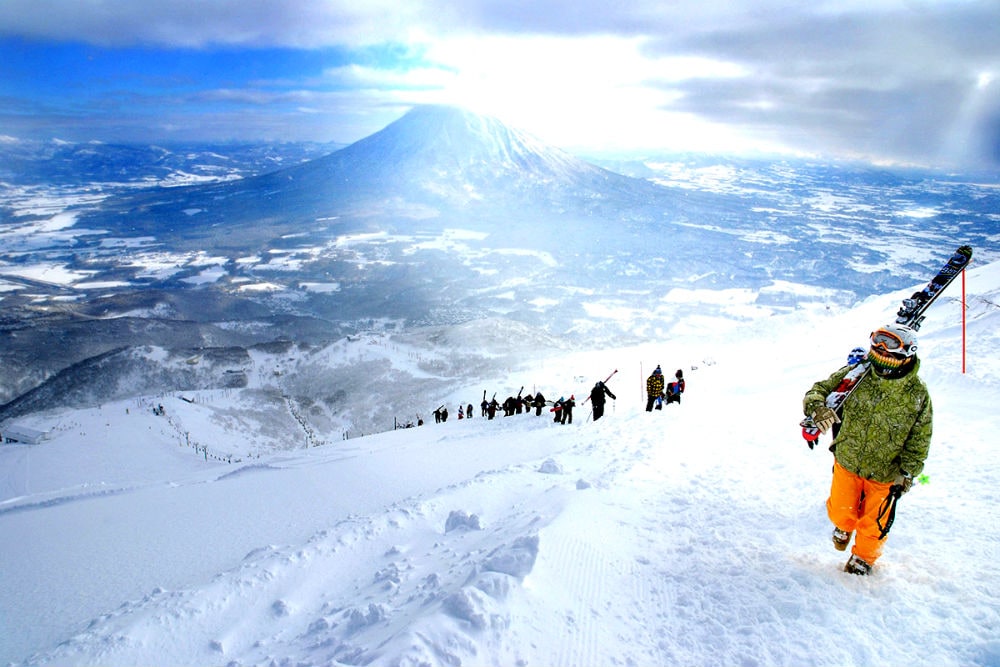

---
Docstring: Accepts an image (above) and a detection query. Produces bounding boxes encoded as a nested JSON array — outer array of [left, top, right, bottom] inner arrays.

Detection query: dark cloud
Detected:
[[0, 0, 803, 47], [429, 0, 657, 35], [659, 4, 999, 80], [0, 0, 421, 48], [639, 2, 1000, 167], [972, 91, 1000, 165], [663, 75, 974, 163]]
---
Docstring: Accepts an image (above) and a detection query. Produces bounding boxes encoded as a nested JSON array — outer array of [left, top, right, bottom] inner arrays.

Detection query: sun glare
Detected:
[[404, 34, 765, 155]]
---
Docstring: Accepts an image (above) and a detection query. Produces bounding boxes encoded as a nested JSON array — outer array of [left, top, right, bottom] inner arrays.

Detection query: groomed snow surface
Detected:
[[2, 262, 999, 667]]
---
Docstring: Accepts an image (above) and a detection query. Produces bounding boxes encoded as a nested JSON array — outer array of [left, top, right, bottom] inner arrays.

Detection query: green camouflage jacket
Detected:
[[803, 359, 932, 483]]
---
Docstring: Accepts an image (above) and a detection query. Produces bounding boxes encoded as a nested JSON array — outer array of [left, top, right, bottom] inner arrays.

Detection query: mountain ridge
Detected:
[[313, 105, 614, 185], [84, 104, 679, 245]]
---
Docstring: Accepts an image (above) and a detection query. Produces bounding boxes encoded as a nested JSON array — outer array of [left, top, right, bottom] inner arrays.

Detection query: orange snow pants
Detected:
[[827, 461, 894, 565]]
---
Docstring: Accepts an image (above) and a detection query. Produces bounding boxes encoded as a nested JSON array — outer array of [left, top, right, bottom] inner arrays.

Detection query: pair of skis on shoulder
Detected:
[[801, 245, 972, 441]]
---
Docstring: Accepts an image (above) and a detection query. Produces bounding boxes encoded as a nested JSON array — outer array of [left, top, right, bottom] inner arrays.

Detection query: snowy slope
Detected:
[[1, 261, 999, 666]]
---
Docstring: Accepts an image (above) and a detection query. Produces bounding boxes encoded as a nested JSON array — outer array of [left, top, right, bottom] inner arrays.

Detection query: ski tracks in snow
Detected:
[[498, 409, 695, 667], [506, 374, 819, 667]]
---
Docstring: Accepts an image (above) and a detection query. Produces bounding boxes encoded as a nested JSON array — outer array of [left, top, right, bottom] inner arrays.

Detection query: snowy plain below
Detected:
[[2, 260, 999, 667]]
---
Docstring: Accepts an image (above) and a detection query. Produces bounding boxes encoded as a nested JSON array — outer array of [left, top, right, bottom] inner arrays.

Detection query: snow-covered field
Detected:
[[2, 261, 999, 666]]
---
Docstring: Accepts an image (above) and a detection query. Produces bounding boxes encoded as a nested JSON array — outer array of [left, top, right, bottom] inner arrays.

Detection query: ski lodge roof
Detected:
[[1, 423, 50, 445]]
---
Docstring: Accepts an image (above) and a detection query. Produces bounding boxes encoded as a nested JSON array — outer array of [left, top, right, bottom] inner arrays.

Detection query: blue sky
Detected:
[[1, 0, 998, 170]]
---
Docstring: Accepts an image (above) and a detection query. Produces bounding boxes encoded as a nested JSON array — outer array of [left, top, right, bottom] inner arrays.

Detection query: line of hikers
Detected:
[[424, 364, 686, 426], [427, 388, 600, 425], [431, 391, 571, 423]]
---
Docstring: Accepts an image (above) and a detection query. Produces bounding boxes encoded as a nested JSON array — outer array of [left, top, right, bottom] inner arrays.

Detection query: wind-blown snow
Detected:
[[1, 262, 999, 666]]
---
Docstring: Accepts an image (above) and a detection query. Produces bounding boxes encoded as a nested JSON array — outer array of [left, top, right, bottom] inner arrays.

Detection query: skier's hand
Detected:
[[811, 406, 840, 434], [894, 472, 913, 494]]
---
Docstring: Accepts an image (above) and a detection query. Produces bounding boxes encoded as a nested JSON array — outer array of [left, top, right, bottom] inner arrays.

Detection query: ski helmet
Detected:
[[868, 323, 918, 370]]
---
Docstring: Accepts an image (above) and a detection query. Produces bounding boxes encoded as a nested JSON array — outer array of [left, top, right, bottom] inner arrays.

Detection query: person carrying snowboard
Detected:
[[589, 380, 617, 421], [802, 323, 932, 576]]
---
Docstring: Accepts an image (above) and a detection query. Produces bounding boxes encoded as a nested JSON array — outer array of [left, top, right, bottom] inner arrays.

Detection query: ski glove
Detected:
[[811, 406, 840, 434], [894, 472, 914, 494]]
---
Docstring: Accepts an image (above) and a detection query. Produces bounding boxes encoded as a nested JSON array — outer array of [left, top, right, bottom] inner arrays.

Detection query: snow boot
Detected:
[[844, 554, 872, 576], [832, 528, 851, 552]]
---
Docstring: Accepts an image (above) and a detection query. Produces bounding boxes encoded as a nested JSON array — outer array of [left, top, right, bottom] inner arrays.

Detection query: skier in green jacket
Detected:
[[803, 322, 933, 576]]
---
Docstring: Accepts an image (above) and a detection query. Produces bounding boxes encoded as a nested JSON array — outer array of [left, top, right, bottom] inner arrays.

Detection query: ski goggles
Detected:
[[870, 328, 904, 352]]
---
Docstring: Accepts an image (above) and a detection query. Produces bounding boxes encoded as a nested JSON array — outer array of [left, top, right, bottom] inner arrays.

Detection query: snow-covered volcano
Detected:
[[307, 104, 615, 189], [88, 105, 670, 244]]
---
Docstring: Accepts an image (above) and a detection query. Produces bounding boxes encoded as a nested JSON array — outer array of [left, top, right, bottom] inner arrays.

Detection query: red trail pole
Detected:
[[962, 267, 967, 374]]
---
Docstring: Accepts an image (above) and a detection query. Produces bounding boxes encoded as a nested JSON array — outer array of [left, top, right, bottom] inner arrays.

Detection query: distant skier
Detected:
[[645, 366, 665, 412], [499, 396, 513, 416], [532, 391, 546, 416], [589, 381, 617, 421], [802, 323, 932, 576]]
